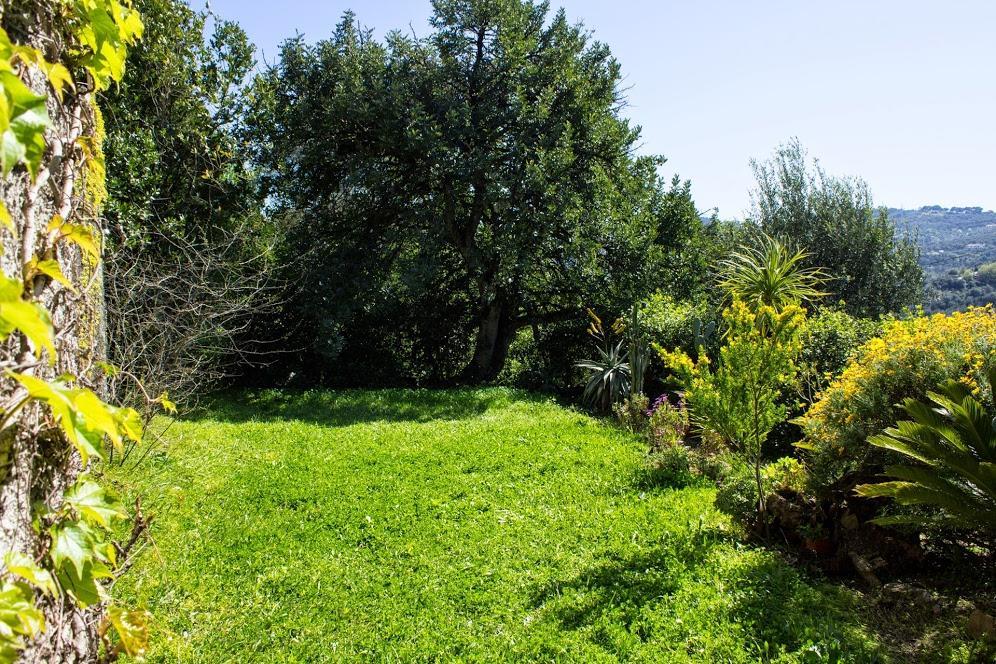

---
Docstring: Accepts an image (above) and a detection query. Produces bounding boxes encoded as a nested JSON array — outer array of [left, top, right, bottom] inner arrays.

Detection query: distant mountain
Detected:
[[889, 206, 996, 312]]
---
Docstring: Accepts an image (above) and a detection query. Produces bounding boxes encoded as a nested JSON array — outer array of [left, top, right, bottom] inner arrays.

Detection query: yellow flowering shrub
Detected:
[[796, 306, 996, 492], [662, 299, 807, 521]]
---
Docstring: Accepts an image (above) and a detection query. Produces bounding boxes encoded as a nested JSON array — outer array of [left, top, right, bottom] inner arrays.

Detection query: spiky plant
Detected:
[[576, 309, 631, 412], [628, 303, 650, 398], [855, 366, 996, 536], [718, 233, 828, 310]]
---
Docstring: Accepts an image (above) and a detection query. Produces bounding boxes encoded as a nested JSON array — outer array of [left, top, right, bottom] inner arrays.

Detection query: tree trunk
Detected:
[[0, 7, 106, 661], [462, 297, 519, 383]]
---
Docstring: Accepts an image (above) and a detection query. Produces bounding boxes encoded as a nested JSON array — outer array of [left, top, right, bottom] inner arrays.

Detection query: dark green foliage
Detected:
[[856, 369, 996, 545], [750, 139, 925, 318], [99, 0, 277, 411], [714, 461, 760, 528], [101, 0, 260, 245], [247, 1, 706, 385], [798, 307, 881, 401]]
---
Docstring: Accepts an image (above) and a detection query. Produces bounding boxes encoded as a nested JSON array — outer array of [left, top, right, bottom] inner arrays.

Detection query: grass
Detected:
[[108, 388, 892, 662]]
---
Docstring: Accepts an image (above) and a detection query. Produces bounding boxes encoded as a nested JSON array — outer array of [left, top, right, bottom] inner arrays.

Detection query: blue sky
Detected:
[[206, 0, 996, 218]]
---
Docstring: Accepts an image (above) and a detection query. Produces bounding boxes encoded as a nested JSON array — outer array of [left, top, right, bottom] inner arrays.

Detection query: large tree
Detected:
[[252, 0, 701, 383], [749, 139, 924, 317]]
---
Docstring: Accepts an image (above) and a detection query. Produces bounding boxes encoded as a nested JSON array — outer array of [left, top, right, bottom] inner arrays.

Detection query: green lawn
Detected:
[[109, 388, 886, 662]]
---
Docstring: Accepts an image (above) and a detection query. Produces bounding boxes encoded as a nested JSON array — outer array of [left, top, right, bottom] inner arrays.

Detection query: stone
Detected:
[[967, 609, 995, 640]]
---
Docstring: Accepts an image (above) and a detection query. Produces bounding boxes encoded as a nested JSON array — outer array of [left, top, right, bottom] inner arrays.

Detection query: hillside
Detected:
[[889, 207, 996, 312]]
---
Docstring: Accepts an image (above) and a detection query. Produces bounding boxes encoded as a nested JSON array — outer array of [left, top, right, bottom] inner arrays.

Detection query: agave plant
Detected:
[[576, 309, 631, 412], [627, 303, 650, 398], [718, 233, 828, 310], [855, 367, 996, 535]]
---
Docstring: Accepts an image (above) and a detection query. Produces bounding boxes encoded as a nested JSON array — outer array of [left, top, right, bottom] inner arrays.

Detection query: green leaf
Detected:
[[48, 217, 100, 260], [42, 63, 73, 102], [7, 373, 102, 464], [158, 392, 177, 414], [0, 70, 50, 178], [7, 373, 141, 462], [29, 258, 76, 292], [2, 552, 56, 596], [0, 299, 55, 359], [49, 522, 91, 579], [63, 479, 124, 528], [0, 580, 44, 656], [54, 560, 105, 608]]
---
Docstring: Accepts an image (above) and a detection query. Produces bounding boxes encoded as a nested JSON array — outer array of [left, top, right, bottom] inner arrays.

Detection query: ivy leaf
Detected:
[[0, 580, 45, 648], [73, 390, 121, 450], [29, 258, 76, 292], [54, 560, 107, 608], [47, 216, 100, 260], [95, 361, 119, 377], [0, 201, 13, 233], [0, 297, 55, 359], [107, 606, 150, 658], [0, 70, 50, 178], [63, 479, 124, 528], [49, 522, 91, 579], [7, 373, 102, 464], [2, 551, 56, 596], [42, 63, 74, 102], [158, 391, 177, 414], [0, 276, 18, 301]]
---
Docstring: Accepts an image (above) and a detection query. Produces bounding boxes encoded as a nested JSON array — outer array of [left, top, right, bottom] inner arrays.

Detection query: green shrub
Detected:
[[641, 292, 717, 358], [646, 445, 693, 486], [856, 368, 996, 547], [690, 449, 735, 483], [765, 307, 880, 457], [663, 300, 807, 520], [613, 394, 649, 433], [796, 307, 996, 493], [715, 462, 760, 528], [797, 307, 880, 402], [762, 457, 807, 495]]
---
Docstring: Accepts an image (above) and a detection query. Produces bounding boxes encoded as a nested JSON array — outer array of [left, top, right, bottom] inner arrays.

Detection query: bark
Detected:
[[462, 296, 520, 383], [0, 7, 105, 662]]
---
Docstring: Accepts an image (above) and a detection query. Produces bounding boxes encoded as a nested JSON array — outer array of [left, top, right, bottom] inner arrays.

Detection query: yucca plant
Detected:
[[628, 303, 650, 398], [576, 309, 631, 412], [855, 366, 996, 537], [718, 233, 828, 310]]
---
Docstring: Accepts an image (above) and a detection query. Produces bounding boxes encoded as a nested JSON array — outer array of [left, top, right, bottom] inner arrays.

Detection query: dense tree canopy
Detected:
[[250, 0, 705, 384], [101, 0, 259, 245], [749, 139, 924, 318]]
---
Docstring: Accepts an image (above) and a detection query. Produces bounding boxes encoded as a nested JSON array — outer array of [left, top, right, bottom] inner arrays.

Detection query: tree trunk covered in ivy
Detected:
[[0, 3, 106, 661]]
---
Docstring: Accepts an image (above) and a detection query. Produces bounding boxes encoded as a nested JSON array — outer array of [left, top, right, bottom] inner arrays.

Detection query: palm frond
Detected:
[[856, 368, 996, 536]]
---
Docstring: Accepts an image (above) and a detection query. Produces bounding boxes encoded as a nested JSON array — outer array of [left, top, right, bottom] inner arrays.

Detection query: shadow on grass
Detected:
[[191, 387, 550, 427], [529, 533, 882, 659], [528, 537, 719, 635], [630, 464, 705, 493]]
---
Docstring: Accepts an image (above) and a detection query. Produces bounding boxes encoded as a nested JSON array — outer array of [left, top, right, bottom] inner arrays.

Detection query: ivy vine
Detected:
[[0, 1, 164, 661]]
